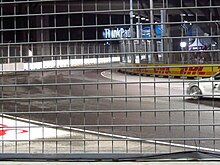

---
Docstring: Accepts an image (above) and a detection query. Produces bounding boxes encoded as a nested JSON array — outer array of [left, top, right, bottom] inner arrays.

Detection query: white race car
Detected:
[[187, 72, 220, 99]]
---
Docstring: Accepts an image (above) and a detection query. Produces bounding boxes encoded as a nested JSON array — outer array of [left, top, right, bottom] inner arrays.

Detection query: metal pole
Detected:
[[215, 22, 220, 61], [8, 44, 10, 64], [130, 0, 133, 34], [161, 9, 165, 63], [136, 0, 141, 63], [129, 0, 135, 63], [150, 0, 155, 63]]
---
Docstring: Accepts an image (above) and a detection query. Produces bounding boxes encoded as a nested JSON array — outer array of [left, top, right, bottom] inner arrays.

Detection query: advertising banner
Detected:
[[128, 64, 220, 77]]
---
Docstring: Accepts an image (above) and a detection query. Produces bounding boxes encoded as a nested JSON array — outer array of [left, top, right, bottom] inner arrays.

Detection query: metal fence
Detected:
[[1, 0, 220, 161]]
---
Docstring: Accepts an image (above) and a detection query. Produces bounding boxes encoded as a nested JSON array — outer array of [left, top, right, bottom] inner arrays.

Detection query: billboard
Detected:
[[102, 28, 131, 39], [141, 25, 161, 38]]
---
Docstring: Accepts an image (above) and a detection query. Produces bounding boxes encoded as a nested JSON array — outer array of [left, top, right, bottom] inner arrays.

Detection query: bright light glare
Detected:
[[180, 41, 187, 48], [28, 50, 33, 57]]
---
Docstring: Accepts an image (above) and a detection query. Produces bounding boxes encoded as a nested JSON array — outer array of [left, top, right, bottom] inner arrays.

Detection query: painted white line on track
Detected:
[[101, 70, 187, 88], [0, 115, 68, 141], [2, 114, 220, 152]]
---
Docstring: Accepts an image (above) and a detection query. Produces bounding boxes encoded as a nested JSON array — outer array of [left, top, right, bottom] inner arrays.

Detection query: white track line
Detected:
[[101, 70, 187, 88], [2, 114, 220, 152], [0, 115, 68, 141]]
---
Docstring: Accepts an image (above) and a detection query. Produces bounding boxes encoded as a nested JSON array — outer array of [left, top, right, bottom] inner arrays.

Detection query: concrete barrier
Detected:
[[0, 57, 120, 72]]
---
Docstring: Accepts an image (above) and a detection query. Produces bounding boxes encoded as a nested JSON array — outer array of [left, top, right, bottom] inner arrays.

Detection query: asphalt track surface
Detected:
[[1, 67, 220, 150]]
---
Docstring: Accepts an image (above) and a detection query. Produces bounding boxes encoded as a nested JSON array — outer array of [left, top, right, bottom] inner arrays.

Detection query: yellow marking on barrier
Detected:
[[125, 64, 220, 77]]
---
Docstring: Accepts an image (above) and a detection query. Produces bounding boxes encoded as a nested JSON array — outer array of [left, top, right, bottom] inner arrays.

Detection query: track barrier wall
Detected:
[[122, 64, 220, 78], [0, 57, 120, 72]]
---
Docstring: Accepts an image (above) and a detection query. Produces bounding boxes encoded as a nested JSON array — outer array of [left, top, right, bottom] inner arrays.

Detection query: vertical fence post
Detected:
[[129, 0, 135, 64]]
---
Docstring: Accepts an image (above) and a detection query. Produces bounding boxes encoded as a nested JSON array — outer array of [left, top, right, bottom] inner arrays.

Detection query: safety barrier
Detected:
[[0, 57, 120, 72], [122, 64, 220, 78]]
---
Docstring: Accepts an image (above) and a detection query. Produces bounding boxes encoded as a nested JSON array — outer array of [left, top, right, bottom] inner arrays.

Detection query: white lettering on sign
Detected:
[[103, 28, 131, 39]]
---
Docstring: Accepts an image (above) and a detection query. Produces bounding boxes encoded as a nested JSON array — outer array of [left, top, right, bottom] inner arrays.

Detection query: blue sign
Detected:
[[155, 25, 161, 38], [141, 25, 161, 38], [142, 26, 151, 38]]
